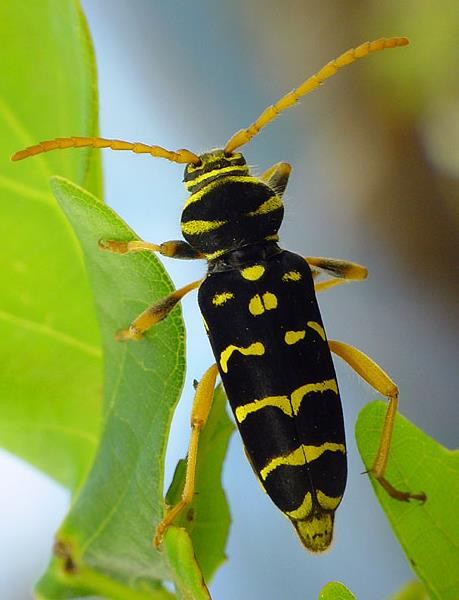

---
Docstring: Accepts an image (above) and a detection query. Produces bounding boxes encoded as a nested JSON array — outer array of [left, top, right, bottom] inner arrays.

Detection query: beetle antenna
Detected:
[[224, 36, 409, 154], [11, 136, 201, 165]]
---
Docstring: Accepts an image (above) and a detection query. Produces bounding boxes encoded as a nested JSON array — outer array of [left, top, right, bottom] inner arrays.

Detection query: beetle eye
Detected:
[[187, 160, 202, 172]]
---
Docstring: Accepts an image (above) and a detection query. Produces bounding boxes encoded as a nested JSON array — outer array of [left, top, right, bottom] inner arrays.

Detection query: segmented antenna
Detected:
[[11, 136, 201, 165], [224, 37, 409, 154]]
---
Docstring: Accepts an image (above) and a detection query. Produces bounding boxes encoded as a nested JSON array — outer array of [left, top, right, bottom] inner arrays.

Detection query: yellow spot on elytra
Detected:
[[262, 292, 277, 309], [181, 219, 227, 235], [212, 291, 234, 306], [235, 378, 338, 422], [282, 270, 302, 282], [307, 321, 326, 341], [285, 330, 306, 345], [286, 492, 313, 520], [247, 195, 282, 216], [248, 291, 278, 316], [260, 442, 345, 481], [235, 395, 291, 423], [316, 491, 342, 511], [241, 265, 265, 281], [220, 341, 265, 374], [249, 295, 264, 316], [291, 379, 338, 415]]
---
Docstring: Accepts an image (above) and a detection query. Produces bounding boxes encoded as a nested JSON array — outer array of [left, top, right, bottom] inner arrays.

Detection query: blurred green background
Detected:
[[1, 1, 457, 598]]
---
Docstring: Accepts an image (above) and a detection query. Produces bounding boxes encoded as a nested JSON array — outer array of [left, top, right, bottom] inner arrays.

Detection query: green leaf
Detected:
[[388, 580, 429, 600], [318, 581, 356, 600], [165, 385, 234, 583], [164, 528, 212, 600], [0, 0, 102, 489], [34, 175, 198, 598], [36, 555, 175, 600], [356, 401, 459, 600]]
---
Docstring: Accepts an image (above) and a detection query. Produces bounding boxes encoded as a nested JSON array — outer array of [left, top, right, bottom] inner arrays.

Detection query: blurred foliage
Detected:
[[0, 0, 102, 491], [388, 579, 430, 600], [244, 0, 458, 316], [354, 1, 459, 304]]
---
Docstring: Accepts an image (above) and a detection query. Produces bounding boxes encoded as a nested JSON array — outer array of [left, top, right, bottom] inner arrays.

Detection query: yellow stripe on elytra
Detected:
[[183, 175, 258, 209], [285, 322, 325, 345], [282, 270, 302, 282], [247, 195, 282, 217], [305, 442, 345, 462], [291, 379, 338, 415], [260, 446, 305, 481], [260, 442, 345, 481], [285, 330, 306, 345], [235, 378, 338, 423], [235, 395, 291, 423], [285, 492, 313, 520], [212, 291, 234, 306], [220, 341, 265, 374], [184, 165, 249, 190], [241, 265, 265, 281], [249, 291, 278, 316], [316, 490, 342, 511], [307, 321, 326, 340], [181, 219, 227, 235]]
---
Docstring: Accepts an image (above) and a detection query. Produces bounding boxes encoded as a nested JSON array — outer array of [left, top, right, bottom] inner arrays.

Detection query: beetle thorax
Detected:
[[181, 150, 284, 260]]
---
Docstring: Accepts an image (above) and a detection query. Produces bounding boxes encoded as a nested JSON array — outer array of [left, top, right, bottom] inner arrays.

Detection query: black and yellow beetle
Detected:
[[13, 37, 425, 552]]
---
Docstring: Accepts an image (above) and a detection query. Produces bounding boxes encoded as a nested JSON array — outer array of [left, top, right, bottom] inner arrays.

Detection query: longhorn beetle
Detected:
[[13, 37, 425, 552]]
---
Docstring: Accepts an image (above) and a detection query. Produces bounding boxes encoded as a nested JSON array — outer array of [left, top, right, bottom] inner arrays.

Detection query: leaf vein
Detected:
[[0, 308, 101, 358]]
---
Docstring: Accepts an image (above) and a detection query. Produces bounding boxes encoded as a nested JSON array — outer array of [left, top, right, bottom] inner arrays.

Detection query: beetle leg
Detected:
[[153, 364, 219, 548], [260, 162, 292, 197], [328, 340, 426, 503], [306, 256, 368, 279], [99, 238, 204, 260], [116, 279, 203, 341], [306, 257, 367, 293], [314, 278, 347, 293]]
